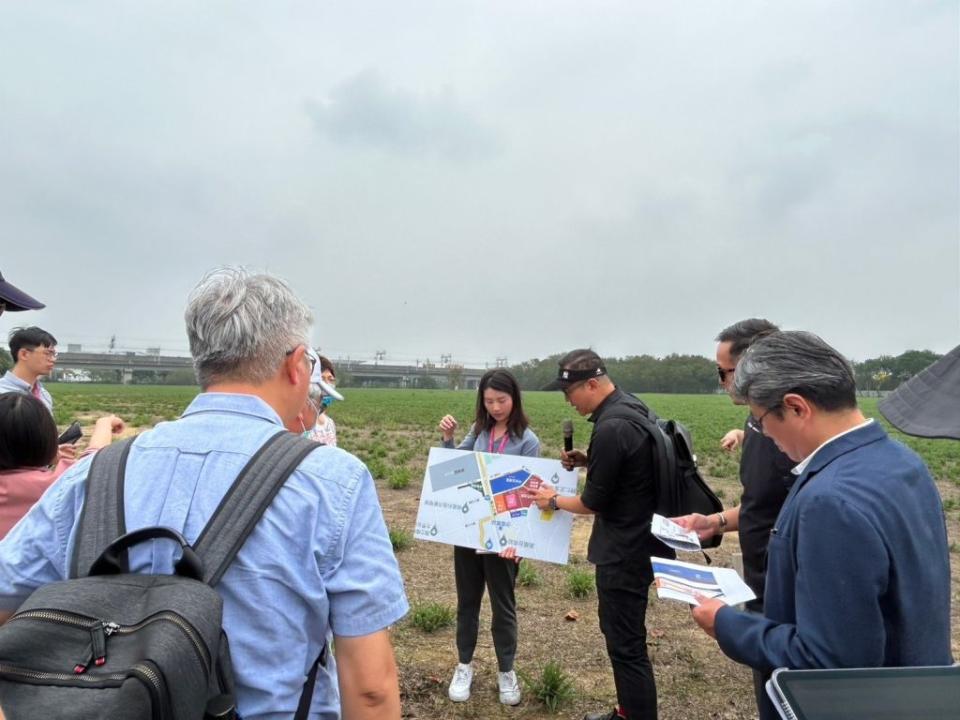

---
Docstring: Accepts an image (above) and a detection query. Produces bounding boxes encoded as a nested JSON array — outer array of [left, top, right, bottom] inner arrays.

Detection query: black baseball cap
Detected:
[[542, 348, 607, 390], [0, 269, 44, 312]]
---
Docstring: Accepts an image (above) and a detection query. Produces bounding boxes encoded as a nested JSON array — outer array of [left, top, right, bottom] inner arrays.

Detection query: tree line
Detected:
[[509, 349, 946, 395], [0, 346, 946, 393]]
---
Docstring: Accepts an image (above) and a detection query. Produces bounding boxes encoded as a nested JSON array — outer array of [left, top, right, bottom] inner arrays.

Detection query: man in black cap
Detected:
[[0, 268, 45, 316], [532, 349, 666, 720]]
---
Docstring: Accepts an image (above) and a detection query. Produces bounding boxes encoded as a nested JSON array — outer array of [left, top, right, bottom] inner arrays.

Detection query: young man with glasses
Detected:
[[0, 327, 59, 412], [674, 318, 793, 720], [533, 349, 666, 720]]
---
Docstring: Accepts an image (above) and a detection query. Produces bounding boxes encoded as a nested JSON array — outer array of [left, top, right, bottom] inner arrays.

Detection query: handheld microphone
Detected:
[[562, 420, 574, 453]]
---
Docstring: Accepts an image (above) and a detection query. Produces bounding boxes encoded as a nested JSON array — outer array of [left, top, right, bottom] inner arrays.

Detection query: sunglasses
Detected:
[[717, 366, 736, 382]]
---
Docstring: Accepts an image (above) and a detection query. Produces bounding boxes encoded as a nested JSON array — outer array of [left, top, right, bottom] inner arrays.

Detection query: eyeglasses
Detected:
[[717, 366, 736, 382], [31, 347, 58, 360], [286, 346, 317, 374], [747, 405, 780, 434]]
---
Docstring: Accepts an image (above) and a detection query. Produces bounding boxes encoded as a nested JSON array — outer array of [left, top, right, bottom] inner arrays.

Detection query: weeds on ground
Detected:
[[517, 560, 541, 587], [388, 466, 412, 489], [566, 567, 595, 598], [520, 660, 576, 713], [366, 458, 388, 480], [410, 602, 455, 633], [389, 527, 412, 552]]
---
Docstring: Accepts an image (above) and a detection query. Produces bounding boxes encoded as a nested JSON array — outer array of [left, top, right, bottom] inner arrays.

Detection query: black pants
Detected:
[[454, 546, 519, 671], [596, 559, 657, 719]]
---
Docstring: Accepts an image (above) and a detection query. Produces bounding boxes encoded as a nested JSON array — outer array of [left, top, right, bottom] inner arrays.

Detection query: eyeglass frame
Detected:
[[29, 346, 58, 360], [286, 345, 317, 375], [747, 404, 781, 434], [717, 365, 736, 382]]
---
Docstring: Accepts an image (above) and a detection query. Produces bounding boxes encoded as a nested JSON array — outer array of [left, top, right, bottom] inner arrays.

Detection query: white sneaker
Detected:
[[498, 670, 522, 706], [448, 663, 474, 702]]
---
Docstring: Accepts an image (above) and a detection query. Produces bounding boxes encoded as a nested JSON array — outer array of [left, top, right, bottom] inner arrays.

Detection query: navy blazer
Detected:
[[715, 421, 952, 672]]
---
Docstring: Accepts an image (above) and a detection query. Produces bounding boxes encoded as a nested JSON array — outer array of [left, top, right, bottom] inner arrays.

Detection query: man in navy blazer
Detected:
[[691, 331, 952, 717]]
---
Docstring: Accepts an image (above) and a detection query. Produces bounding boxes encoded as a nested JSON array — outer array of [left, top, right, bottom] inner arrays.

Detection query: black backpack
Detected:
[[0, 430, 321, 720], [604, 396, 724, 549]]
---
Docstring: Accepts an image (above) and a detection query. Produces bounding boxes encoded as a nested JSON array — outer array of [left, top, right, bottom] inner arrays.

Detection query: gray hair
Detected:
[[185, 267, 313, 388], [733, 331, 857, 412]]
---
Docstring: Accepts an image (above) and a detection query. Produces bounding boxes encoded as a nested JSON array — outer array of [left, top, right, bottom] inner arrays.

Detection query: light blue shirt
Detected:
[[0, 370, 52, 411], [0, 392, 409, 720]]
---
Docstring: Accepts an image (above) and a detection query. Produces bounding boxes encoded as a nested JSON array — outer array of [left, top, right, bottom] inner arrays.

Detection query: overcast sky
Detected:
[[1, 1, 957, 367]]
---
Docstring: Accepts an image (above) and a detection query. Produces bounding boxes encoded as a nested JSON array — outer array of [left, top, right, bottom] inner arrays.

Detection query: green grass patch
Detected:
[[389, 526, 412, 552], [410, 602, 455, 633], [517, 560, 541, 587], [566, 567, 595, 598], [520, 660, 576, 713], [387, 465, 412, 490]]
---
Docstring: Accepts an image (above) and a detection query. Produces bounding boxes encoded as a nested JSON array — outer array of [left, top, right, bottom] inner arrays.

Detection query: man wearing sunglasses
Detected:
[[674, 318, 793, 719]]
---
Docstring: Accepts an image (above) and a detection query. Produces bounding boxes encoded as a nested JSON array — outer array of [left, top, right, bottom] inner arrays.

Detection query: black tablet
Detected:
[[767, 665, 960, 720]]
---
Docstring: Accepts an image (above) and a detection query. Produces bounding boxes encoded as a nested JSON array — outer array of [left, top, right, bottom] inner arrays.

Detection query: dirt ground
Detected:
[[88, 414, 958, 720], [367, 425, 960, 720]]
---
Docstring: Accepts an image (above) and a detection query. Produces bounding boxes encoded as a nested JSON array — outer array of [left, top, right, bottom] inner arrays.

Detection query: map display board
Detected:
[[414, 448, 578, 564]]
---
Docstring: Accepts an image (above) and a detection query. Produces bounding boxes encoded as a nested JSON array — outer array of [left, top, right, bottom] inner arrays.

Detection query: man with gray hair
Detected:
[[0, 267, 409, 720], [690, 331, 951, 717]]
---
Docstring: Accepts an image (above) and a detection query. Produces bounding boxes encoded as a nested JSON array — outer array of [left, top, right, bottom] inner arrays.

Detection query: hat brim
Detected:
[[542, 378, 571, 391], [314, 377, 344, 401], [0, 279, 44, 311]]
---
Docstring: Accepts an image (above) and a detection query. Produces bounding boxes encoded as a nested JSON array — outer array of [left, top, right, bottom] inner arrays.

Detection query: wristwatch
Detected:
[[548, 494, 559, 511]]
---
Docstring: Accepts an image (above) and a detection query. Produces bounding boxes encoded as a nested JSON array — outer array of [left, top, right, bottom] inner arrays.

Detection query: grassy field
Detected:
[[47, 385, 960, 719]]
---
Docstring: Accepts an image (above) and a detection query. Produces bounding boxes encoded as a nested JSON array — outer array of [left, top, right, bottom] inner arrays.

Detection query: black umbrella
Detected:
[[879, 345, 960, 440]]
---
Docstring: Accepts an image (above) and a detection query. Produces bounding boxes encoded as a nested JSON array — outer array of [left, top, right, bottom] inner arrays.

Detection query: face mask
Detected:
[[321, 395, 335, 408]]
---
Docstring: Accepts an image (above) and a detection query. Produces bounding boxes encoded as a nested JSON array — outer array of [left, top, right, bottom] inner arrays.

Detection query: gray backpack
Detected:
[[0, 431, 320, 720]]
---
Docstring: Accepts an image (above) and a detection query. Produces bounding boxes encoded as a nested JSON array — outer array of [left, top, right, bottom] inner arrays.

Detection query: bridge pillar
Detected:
[[121, 368, 134, 385]]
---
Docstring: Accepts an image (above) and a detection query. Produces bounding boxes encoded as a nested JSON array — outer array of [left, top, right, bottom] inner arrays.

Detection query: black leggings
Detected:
[[453, 546, 519, 672]]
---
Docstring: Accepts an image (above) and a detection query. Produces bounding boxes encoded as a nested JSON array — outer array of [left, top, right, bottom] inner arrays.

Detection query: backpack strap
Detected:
[[600, 403, 674, 513], [193, 430, 319, 587], [71, 437, 136, 578]]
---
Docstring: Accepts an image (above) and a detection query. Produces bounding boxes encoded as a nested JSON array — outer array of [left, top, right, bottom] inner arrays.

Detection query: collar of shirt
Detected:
[[0, 370, 32, 393], [588, 386, 623, 424], [181, 391, 285, 427], [792, 418, 875, 476]]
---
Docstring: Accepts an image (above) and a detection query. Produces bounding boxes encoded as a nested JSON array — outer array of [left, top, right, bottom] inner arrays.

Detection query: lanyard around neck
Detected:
[[488, 429, 509, 454]]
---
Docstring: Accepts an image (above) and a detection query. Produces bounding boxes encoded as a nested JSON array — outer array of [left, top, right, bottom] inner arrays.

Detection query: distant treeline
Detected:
[[0, 346, 947, 392], [511, 354, 719, 394], [510, 349, 945, 395]]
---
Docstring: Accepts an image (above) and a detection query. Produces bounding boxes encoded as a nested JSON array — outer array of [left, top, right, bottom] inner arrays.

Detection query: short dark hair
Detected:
[[9, 326, 57, 361], [733, 331, 858, 413], [558, 348, 605, 373], [716, 318, 779, 361], [0, 392, 59, 470], [473, 369, 529, 439], [318, 354, 335, 378]]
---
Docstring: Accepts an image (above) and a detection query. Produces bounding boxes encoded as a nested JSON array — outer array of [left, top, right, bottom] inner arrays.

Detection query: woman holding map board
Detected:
[[437, 369, 540, 707]]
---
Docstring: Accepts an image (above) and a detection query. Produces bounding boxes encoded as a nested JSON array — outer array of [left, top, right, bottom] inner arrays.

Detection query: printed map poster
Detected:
[[414, 448, 579, 564]]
